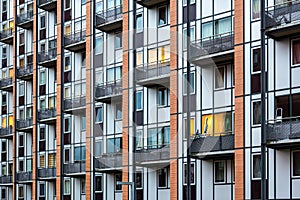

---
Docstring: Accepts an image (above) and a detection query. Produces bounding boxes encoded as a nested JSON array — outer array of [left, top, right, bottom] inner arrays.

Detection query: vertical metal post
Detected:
[[260, 0, 267, 199], [186, 0, 191, 199]]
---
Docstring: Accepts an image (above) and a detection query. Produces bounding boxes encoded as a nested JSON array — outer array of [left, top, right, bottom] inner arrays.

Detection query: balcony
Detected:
[[189, 32, 234, 66], [136, 0, 169, 8], [16, 172, 32, 183], [0, 127, 13, 139], [37, 0, 57, 12], [266, 1, 300, 39], [95, 6, 123, 32], [136, 146, 170, 168], [16, 10, 34, 29], [190, 134, 234, 159], [0, 29, 13, 45], [0, 78, 13, 92], [38, 168, 56, 180], [64, 96, 86, 114], [16, 118, 33, 132], [38, 108, 56, 124], [0, 175, 13, 185], [267, 117, 300, 149], [95, 82, 122, 103], [16, 65, 33, 80], [38, 49, 57, 68], [135, 61, 170, 87], [94, 153, 122, 173], [64, 31, 86, 52], [64, 162, 86, 176]]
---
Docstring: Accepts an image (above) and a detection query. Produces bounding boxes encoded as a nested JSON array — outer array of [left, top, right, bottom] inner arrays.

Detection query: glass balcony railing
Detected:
[[94, 153, 122, 171], [96, 6, 123, 32], [0, 126, 13, 139], [95, 81, 122, 103], [0, 77, 13, 91], [16, 171, 32, 182], [38, 49, 57, 67], [63, 162, 86, 175], [16, 10, 34, 29], [16, 118, 33, 131], [38, 108, 56, 123], [16, 65, 33, 80], [64, 31, 86, 52], [0, 28, 13, 44]]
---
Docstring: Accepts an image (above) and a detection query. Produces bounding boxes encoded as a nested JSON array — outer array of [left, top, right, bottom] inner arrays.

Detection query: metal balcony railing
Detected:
[[16, 172, 32, 182], [38, 108, 56, 121], [38, 168, 56, 178], [38, 49, 57, 66], [64, 31, 86, 52], [267, 117, 300, 142], [0, 127, 13, 138], [95, 82, 122, 101], [96, 6, 123, 32], [17, 10, 34, 28], [190, 133, 234, 154], [0, 29, 13, 44], [135, 146, 170, 163], [135, 61, 170, 86], [0, 175, 12, 184], [94, 153, 122, 169], [64, 162, 86, 174], [16, 118, 33, 130], [64, 96, 86, 111], [0, 77, 13, 91], [16, 65, 33, 80], [37, 0, 57, 11], [189, 32, 234, 62]]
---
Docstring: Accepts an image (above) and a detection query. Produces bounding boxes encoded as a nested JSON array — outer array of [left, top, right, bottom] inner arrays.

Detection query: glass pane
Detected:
[[136, 91, 143, 110], [252, 0, 261, 19], [158, 7, 167, 26], [215, 161, 225, 182], [293, 152, 300, 176], [216, 17, 232, 35], [293, 40, 300, 65], [253, 155, 261, 178], [202, 22, 213, 38], [253, 101, 262, 125]]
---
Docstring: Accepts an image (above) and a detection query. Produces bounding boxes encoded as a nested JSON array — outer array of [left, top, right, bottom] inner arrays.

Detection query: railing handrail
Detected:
[[97, 80, 122, 87], [191, 31, 234, 45], [97, 5, 123, 16], [266, 0, 300, 9], [17, 9, 34, 19], [268, 116, 300, 123]]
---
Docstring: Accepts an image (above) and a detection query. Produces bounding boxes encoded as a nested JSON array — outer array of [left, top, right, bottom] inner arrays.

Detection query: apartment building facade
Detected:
[[0, 0, 299, 199]]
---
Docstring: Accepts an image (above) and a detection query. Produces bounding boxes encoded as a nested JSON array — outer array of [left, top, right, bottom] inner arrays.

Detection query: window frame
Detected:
[[136, 13, 143, 32], [292, 151, 300, 177], [214, 160, 226, 183], [158, 6, 168, 27], [157, 87, 168, 107], [183, 162, 195, 185], [252, 154, 262, 180], [252, 100, 262, 126], [136, 91, 143, 111], [95, 106, 103, 123], [214, 65, 226, 90], [64, 179, 71, 195], [157, 167, 168, 188], [183, 71, 195, 95], [291, 38, 300, 67]]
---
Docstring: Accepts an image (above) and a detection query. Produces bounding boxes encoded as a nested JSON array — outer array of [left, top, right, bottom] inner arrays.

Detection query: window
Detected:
[[95, 141, 102, 156], [183, 72, 195, 95], [158, 168, 168, 188], [147, 128, 158, 149], [40, 71, 46, 85], [148, 48, 157, 64], [2, 46, 7, 59], [81, 179, 86, 194], [18, 186, 24, 198], [64, 117, 71, 132], [136, 130, 143, 150], [74, 146, 86, 161], [19, 160, 24, 172], [202, 17, 232, 38], [81, 116, 86, 131], [107, 138, 122, 154], [136, 172, 143, 189], [136, 91, 143, 110], [40, 16, 46, 29], [40, 183, 45, 196], [292, 39, 300, 66], [65, 0, 71, 9], [183, 26, 195, 49], [27, 158, 32, 172], [95, 71, 103, 85], [158, 6, 167, 26], [293, 151, 300, 177], [96, 107, 103, 123], [19, 83, 25, 96], [136, 51, 143, 66], [1, 188, 6, 199], [48, 153, 56, 168], [107, 66, 122, 82], [253, 48, 261, 72], [2, 165, 6, 175], [183, 0, 195, 5], [253, 101, 261, 125], [39, 155, 45, 168], [215, 66, 225, 89], [158, 88, 168, 106], [252, 0, 261, 20], [2, 0, 7, 12], [115, 33, 122, 49], [184, 163, 195, 185], [64, 149, 70, 163], [64, 87, 71, 99], [49, 97, 55, 108], [136, 14, 143, 32], [19, 33, 25, 44], [64, 179, 71, 195], [95, 36, 103, 54], [115, 174, 122, 191], [253, 154, 261, 179], [115, 103, 122, 120], [184, 117, 195, 138], [95, 176, 103, 192], [65, 56, 71, 71], [158, 45, 170, 63], [214, 161, 225, 183], [40, 99, 46, 110]]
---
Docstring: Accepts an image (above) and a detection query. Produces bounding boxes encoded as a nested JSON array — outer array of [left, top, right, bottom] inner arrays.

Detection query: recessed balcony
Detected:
[[94, 153, 122, 173], [267, 117, 300, 149], [0, 127, 13, 139], [136, 0, 169, 8], [16, 118, 33, 132], [16, 65, 33, 80], [38, 49, 57, 68], [38, 108, 56, 124], [190, 134, 234, 159], [0, 29, 13, 45], [64, 162, 86, 176], [135, 146, 170, 168], [64, 31, 86, 52], [64, 96, 86, 114], [95, 82, 122, 103], [0, 77, 13, 92], [16, 10, 33, 29], [0, 175, 13, 185], [38, 168, 56, 180], [189, 32, 234, 66], [95, 6, 123, 32], [16, 172, 32, 183], [37, 0, 57, 12], [135, 61, 170, 87], [266, 1, 300, 39]]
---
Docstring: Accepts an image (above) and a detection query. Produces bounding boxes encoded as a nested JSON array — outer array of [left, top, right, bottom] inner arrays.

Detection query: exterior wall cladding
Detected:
[[0, 0, 300, 199]]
